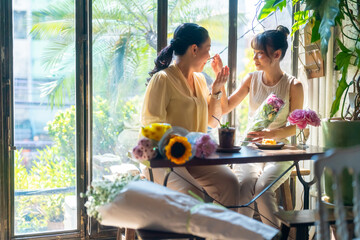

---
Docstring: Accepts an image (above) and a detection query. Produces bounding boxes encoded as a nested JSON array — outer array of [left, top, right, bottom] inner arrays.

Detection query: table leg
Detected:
[[279, 224, 290, 240], [296, 225, 309, 240], [294, 161, 316, 210]]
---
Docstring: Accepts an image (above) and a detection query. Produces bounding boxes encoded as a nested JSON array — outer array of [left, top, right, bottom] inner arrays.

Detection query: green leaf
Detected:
[[330, 76, 349, 118], [258, 0, 287, 20], [272, 0, 284, 6], [335, 51, 351, 71], [291, 11, 310, 34], [355, 48, 360, 68], [311, 20, 321, 42], [316, 0, 340, 55], [336, 38, 351, 53], [330, 50, 351, 117]]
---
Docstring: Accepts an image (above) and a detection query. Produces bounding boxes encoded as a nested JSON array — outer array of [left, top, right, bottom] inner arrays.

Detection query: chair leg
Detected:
[[125, 228, 136, 240], [117, 228, 123, 240]]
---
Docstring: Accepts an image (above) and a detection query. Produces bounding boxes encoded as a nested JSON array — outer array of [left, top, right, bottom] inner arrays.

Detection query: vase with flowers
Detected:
[[288, 109, 321, 149]]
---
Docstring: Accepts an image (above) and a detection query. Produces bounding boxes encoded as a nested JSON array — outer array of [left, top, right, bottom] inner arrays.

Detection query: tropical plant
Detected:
[[29, 0, 232, 108], [258, 0, 360, 120]]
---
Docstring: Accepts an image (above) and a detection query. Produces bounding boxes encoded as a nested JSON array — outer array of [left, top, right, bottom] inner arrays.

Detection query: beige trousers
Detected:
[[233, 161, 293, 227], [144, 165, 240, 207]]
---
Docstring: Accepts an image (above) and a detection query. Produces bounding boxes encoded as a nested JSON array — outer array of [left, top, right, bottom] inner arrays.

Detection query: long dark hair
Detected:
[[148, 23, 209, 78], [251, 25, 290, 60]]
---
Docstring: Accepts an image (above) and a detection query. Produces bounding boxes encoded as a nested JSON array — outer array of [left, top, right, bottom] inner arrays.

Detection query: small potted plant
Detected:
[[213, 116, 235, 149]]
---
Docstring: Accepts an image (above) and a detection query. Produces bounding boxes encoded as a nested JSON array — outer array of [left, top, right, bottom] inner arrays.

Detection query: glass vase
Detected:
[[296, 127, 310, 149]]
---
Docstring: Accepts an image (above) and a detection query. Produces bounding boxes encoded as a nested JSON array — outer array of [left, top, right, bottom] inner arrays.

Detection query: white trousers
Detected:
[[144, 165, 240, 208], [233, 161, 293, 227]]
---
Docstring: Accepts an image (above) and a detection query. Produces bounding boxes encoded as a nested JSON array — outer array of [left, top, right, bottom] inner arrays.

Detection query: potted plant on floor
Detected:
[[258, 0, 360, 205]]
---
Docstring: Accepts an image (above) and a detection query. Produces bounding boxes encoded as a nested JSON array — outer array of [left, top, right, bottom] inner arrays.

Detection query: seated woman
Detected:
[[212, 25, 304, 226], [141, 23, 240, 207]]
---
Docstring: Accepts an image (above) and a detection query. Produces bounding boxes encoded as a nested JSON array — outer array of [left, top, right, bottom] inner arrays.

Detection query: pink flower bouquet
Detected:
[[288, 109, 321, 129], [194, 134, 217, 158], [242, 93, 285, 146], [186, 132, 217, 158]]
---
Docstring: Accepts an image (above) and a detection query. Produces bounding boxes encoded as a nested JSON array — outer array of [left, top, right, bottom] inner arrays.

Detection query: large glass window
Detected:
[[91, 0, 157, 181], [1, 0, 296, 238], [13, 0, 76, 234]]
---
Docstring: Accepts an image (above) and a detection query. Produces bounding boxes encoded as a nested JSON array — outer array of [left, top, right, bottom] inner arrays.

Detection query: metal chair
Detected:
[[314, 145, 360, 240], [274, 147, 359, 240]]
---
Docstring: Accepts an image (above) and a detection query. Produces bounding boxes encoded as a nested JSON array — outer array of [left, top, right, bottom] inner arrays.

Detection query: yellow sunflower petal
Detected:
[[164, 136, 192, 165]]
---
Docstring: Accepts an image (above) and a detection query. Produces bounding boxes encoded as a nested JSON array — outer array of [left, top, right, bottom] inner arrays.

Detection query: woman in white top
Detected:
[[212, 25, 304, 227]]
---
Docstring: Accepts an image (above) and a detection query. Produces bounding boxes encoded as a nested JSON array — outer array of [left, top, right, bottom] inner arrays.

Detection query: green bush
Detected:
[[15, 96, 141, 233]]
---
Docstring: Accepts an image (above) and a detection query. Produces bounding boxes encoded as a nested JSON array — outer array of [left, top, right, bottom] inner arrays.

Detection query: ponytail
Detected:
[[148, 23, 209, 80], [149, 45, 174, 78]]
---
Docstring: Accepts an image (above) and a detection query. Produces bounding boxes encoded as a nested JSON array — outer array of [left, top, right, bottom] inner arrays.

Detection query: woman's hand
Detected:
[[212, 66, 229, 94], [211, 54, 223, 76], [246, 130, 274, 142]]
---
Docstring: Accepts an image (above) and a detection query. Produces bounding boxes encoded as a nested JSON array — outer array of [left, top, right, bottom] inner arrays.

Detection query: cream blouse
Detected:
[[141, 63, 209, 133]]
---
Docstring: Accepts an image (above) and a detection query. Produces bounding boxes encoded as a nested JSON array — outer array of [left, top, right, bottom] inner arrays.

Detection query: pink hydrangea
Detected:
[[266, 94, 285, 112], [195, 134, 217, 158]]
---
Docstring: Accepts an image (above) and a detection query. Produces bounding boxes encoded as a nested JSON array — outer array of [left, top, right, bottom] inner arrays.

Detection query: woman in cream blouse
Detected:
[[141, 23, 240, 207]]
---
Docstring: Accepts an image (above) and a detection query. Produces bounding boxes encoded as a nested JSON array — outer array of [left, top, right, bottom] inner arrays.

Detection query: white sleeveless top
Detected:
[[248, 71, 295, 139]]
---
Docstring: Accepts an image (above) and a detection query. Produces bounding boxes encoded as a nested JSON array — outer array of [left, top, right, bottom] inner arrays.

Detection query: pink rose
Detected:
[[288, 109, 308, 129], [305, 110, 321, 127]]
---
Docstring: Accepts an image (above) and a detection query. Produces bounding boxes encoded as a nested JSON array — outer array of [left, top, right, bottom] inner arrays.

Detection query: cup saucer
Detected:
[[216, 146, 241, 153]]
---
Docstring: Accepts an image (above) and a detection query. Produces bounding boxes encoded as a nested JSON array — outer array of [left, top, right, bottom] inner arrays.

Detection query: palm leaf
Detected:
[[304, 0, 340, 55]]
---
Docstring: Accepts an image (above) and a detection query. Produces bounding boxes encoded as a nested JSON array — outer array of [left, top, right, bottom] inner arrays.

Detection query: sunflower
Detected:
[[165, 136, 192, 165]]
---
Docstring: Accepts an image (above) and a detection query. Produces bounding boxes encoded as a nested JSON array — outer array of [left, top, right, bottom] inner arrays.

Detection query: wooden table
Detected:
[[150, 144, 325, 168], [150, 144, 326, 240], [150, 144, 325, 209]]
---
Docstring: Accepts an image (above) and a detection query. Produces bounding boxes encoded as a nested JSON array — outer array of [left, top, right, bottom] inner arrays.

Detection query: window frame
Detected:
[[0, 0, 297, 239]]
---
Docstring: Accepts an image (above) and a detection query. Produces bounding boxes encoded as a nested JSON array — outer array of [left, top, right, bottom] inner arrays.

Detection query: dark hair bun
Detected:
[[276, 25, 290, 38]]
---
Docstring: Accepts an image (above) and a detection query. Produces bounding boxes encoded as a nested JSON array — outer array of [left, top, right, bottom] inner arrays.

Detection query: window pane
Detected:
[[168, 0, 229, 81], [91, 0, 157, 181], [13, 0, 76, 234]]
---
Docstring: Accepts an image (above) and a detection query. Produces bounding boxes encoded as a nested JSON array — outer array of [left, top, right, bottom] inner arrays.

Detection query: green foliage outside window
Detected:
[[15, 96, 140, 233]]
